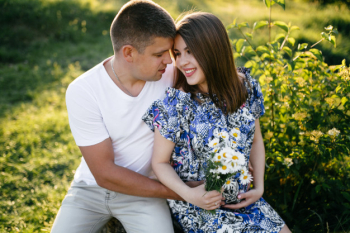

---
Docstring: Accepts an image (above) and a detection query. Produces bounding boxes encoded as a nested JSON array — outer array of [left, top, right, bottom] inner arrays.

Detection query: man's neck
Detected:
[[104, 56, 146, 97]]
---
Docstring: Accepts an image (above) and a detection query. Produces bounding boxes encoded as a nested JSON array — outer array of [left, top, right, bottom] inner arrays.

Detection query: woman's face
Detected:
[[173, 34, 207, 92]]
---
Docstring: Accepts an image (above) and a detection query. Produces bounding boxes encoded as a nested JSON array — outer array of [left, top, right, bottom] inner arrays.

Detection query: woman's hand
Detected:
[[184, 184, 223, 210], [222, 187, 263, 210]]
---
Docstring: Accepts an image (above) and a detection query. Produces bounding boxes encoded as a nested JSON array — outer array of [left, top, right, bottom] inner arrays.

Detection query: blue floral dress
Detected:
[[142, 68, 285, 233]]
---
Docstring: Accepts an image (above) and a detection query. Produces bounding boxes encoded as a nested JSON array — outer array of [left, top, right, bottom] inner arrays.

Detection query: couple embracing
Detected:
[[51, 1, 291, 232]]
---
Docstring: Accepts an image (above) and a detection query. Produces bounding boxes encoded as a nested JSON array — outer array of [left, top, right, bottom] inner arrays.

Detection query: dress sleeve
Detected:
[[142, 89, 181, 143], [245, 70, 265, 119]]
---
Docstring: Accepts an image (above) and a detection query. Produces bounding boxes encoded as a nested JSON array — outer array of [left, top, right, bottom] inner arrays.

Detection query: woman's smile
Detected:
[[183, 68, 197, 77]]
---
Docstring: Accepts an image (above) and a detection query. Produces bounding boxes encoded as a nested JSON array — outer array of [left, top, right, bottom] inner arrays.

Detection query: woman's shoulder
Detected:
[[163, 87, 192, 104]]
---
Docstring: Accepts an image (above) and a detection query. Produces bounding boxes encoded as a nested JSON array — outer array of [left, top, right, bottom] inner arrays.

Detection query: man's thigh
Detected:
[[51, 181, 112, 233], [109, 192, 174, 233]]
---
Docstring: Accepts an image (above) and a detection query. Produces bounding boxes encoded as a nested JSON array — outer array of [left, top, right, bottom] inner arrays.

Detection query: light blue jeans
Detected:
[[51, 180, 174, 233]]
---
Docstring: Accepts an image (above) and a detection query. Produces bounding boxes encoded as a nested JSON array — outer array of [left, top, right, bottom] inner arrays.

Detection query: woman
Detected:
[[142, 12, 291, 233]]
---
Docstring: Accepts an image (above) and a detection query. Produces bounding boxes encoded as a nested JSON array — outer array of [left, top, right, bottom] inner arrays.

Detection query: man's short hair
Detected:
[[110, 0, 175, 53]]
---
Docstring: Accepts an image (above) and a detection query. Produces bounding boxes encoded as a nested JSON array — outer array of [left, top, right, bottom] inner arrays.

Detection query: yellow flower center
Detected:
[[241, 170, 245, 174], [218, 155, 221, 159], [233, 133, 238, 137], [222, 135, 226, 138], [213, 142, 218, 146], [243, 175, 248, 180], [236, 128, 239, 130], [226, 180, 231, 185], [232, 141, 236, 144], [222, 165, 227, 170], [223, 153, 227, 158], [232, 155, 238, 160]]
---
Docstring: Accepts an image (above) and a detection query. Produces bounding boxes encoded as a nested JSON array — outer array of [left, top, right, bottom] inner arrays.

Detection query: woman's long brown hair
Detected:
[[173, 12, 247, 114]]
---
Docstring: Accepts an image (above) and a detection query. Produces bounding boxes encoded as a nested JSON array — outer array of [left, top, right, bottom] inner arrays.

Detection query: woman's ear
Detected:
[[121, 45, 135, 63]]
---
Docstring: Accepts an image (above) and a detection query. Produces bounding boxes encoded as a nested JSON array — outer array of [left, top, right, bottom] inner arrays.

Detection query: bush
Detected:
[[227, 2, 350, 232]]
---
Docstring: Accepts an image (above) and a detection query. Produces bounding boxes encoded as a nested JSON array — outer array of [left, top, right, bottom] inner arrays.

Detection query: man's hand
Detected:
[[222, 187, 263, 210]]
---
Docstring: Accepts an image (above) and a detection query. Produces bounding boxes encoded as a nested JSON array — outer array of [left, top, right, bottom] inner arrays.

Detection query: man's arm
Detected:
[[79, 137, 184, 200]]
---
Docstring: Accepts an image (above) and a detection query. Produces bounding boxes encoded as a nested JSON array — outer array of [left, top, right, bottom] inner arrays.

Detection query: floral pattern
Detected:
[[142, 68, 285, 232]]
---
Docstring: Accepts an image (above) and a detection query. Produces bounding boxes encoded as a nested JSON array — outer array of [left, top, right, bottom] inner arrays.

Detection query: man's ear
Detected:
[[121, 45, 136, 63]]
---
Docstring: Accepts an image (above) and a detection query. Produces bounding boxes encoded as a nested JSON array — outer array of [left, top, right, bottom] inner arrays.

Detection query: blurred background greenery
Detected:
[[0, 0, 349, 232]]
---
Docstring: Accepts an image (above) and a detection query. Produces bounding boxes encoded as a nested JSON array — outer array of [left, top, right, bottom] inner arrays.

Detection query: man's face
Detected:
[[131, 37, 173, 82]]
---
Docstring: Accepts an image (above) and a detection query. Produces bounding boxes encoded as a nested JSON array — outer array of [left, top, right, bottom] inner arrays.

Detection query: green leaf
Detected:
[[245, 32, 253, 39], [275, 33, 285, 41], [256, 45, 270, 54], [342, 192, 350, 202], [282, 47, 292, 57], [233, 52, 241, 59], [274, 21, 289, 32], [315, 185, 321, 193], [287, 38, 295, 46], [269, 41, 280, 53], [292, 179, 303, 211], [236, 39, 245, 53], [253, 20, 269, 30], [298, 43, 308, 50], [290, 26, 300, 31], [233, 18, 237, 26], [321, 32, 331, 41], [260, 53, 271, 61], [238, 22, 249, 29], [264, 0, 275, 8], [341, 97, 348, 105], [324, 25, 333, 31], [335, 86, 342, 93], [245, 60, 256, 68], [330, 36, 336, 48], [309, 48, 323, 61], [275, 0, 285, 10], [243, 46, 256, 58]]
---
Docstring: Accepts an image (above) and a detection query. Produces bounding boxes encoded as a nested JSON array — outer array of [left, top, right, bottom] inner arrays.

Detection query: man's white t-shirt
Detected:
[[66, 57, 174, 185]]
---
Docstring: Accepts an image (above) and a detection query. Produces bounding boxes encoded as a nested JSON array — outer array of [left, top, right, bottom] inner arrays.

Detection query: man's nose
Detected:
[[163, 51, 172, 64]]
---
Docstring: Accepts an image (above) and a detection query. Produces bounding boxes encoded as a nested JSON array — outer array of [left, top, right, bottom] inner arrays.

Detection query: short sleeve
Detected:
[[243, 69, 265, 119], [142, 89, 182, 143], [66, 82, 109, 146]]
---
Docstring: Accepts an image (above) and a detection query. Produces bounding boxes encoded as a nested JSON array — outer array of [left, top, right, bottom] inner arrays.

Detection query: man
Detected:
[[51, 1, 186, 232]]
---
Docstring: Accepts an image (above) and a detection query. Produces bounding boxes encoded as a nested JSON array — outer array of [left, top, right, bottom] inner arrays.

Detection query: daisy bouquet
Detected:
[[204, 128, 252, 195]]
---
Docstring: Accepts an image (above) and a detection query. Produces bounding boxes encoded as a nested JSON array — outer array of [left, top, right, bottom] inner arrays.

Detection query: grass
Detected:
[[0, 0, 349, 232]]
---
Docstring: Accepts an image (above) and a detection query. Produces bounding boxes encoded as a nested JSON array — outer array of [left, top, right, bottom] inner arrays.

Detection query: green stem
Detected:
[[311, 38, 325, 48]]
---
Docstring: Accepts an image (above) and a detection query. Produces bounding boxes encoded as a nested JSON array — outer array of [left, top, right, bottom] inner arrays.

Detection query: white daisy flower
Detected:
[[228, 161, 242, 173], [213, 153, 224, 162], [220, 147, 235, 160], [240, 172, 253, 185], [228, 151, 245, 166], [217, 161, 231, 174], [240, 167, 249, 176], [230, 140, 238, 148], [218, 131, 229, 140], [229, 128, 240, 138], [208, 138, 220, 148]]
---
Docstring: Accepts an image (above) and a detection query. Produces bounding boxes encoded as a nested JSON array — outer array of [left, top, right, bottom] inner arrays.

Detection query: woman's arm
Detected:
[[222, 119, 265, 209], [152, 128, 223, 210]]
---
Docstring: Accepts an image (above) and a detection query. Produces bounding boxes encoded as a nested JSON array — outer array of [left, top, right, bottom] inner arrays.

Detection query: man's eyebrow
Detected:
[[173, 47, 187, 52], [153, 49, 169, 55]]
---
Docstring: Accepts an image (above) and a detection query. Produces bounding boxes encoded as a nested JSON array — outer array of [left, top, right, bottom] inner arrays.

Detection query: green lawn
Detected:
[[0, 0, 349, 232]]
